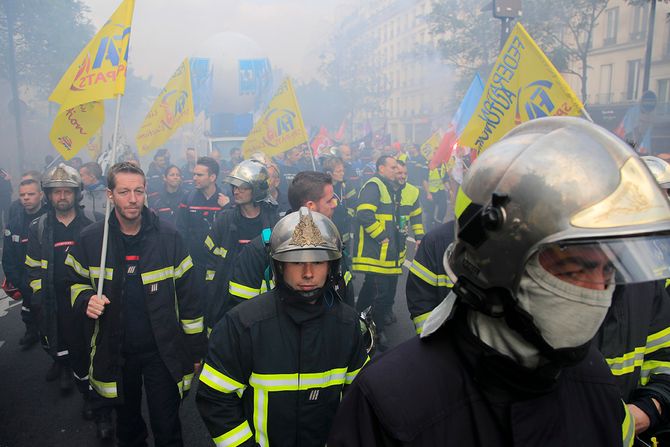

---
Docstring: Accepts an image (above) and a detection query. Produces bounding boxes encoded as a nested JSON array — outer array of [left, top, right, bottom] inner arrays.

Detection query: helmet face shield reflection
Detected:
[[535, 233, 670, 288]]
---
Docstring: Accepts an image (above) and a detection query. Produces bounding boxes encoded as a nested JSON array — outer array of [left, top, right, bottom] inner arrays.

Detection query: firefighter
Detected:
[[3, 176, 46, 349], [425, 162, 449, 230], [203, 159, 279, 330], [329, 117, 670, 446], [322, 156, 356, 246], [149, 164, 185, 227], [64, 162, 206, 445], [223, 171, 354, 315], [197, 207, 368, 446], [353, 155, 415, 348]]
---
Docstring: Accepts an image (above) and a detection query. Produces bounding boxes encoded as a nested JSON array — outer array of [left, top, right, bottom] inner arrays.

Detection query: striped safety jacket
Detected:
[[595, 281, 670, 434], [353, 176, 423, 275], [63, 208, 207, 402], [196, 285, 369, 447], [406, 221, 455, 334]]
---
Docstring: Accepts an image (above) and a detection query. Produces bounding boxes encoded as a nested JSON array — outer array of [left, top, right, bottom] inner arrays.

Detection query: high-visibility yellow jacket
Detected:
[[353, 176, 423, 275], [428, 164, 447, 193]]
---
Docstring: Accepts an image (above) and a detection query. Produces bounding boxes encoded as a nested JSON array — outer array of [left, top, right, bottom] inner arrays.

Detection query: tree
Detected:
[[428, 0, 609, 103], [0, 0, 94, 96]]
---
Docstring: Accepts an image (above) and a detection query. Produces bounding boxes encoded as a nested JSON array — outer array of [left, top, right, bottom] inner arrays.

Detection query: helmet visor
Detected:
[[535, 234, 670, 288]]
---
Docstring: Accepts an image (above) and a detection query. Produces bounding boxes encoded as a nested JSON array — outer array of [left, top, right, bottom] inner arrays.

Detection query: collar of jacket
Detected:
[[108, 206, 158, 236], [374, 174, 396, 191]]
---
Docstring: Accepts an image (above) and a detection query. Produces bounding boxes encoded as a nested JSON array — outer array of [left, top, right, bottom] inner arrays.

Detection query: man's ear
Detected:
[[304, 201, 316, 211], [107, 188, 113, 200]]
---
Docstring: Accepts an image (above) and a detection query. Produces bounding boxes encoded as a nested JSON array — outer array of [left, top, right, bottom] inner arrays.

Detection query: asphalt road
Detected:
[[0, 244, 419, 447]]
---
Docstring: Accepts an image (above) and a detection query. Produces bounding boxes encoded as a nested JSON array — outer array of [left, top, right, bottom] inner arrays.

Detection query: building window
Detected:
[[626, 59, 641, 101], [605, 7, 619, 45], [631, 3, 648, 41], [658, 79, 670, 103], [599, 64, 613, 104]]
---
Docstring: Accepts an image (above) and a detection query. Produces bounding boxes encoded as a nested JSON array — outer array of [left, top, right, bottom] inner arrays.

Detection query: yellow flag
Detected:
[[49, 102, 105, 160], [49, 0, 135, 109], [136, 59, 195, 155], [242, 78, 309, 157], [420, 130, 442, 160], [459, 23, 584, 153]]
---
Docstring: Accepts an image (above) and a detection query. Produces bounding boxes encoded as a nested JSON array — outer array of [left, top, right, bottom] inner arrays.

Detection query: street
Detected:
[[0, 246, 419, 447]]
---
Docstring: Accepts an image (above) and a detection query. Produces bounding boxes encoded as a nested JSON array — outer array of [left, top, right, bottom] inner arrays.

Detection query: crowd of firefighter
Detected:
[[4, 116, 670, 446]]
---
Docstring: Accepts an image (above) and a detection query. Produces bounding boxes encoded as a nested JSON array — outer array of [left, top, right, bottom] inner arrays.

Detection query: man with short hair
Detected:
[[197, 207, 368, 446], [64, 162, 206, 446], [177, 156, 229, 291], [79, 162, 107, 215], [224, 171, 354, 314], [180, 147, 197, 192], [146, 149, 169, 198], [3, 178, 46, 348], [352, 155, 403, 348]]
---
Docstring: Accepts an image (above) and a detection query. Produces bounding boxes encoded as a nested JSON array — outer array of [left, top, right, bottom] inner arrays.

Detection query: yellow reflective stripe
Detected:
[[200, 364, 246, 397], [254, 388, 269, 446], [71, 283, 94, 307], [666, 278, 670, 288], [178, 372, 194, 398], [606, 346, 646, 375], [205, 235, 215, 251], [30, 279, 41, 293], [181, 317, 204, 334], [90, 376, 118, 399], [646, 327, 670, 354], [345, 357, 369, 384], [353, 261, 402, 275], [214, 420, 254, 447], [413, 312, 431, 334], [356, 203, 377, 213], [411, 224, 424, 234], [174, 256, 193, 279], [141, 267, 173, 285], [409, 259, 438, 286], [206, 270, 216, 281], [454, 187, 472, 219], [90, 267, 113, 280], [640, 360, 670, 386], [229, 281, 260, 300], [65, 253, 89, 278], [249, 368, 349, 392], [409, 207, 422, 218], [364, 220, 382, 234], [344, 271, 352, 285], [622, 401, 635, 447], [368, 223, 384, 239], [214, 247, 228, 259], [345, 189, 357, 199], [375, 213, 394, 221], [437, 274, 454, 288], [25, 255, 42, 268]]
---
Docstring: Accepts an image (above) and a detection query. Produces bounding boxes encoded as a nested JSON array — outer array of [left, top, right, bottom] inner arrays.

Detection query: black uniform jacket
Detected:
[[64, 208, 206, 402], [196, 285, 369, 447], [328, 308, 633, 447]]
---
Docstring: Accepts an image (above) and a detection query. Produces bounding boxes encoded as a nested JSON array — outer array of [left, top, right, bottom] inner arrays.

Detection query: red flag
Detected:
[[429, 127, 457, 169], [334, 119, 347, 142], [311, 126, 332, 155]]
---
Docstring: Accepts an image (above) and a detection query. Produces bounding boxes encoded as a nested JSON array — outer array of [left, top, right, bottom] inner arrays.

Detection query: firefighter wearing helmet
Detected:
[[197, 207, 368, 446], [329, 117, 670, 446], [202, 159, 279, 329], [24, 164, 108, 435]]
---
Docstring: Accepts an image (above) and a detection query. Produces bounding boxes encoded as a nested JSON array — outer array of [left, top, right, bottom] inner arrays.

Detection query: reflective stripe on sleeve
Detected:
[[199, 364, 246, 397], [640, 360, 670, 386], [174, 256, 193, 279], [181, 317, 204, 335], [90, 267, 113, 281], [30, 279, 41, 293], [205, 235, 215, 251], [413, 312, 431, 335], [606, 347, 646, 376], [89, 376, 118, 399], [213, 420, 254, 447], [229, 281, 260, 300], [356, 203, 377, 213], [25, 255, 42, 268], [71, 283, 94, 307], [409, 259, 439, 286], [65, 253, 90, 278], [646, 327, 670, 355], [622, 401, 635, 447], [345, 357, 369, 385]]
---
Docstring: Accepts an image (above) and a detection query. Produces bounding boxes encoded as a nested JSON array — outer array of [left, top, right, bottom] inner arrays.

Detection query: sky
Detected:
[[82, 0, 346, 87]]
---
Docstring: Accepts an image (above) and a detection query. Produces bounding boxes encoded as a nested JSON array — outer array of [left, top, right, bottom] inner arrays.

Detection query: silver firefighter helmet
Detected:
[[223, 159, 270, 202], [447, 116, 670, 297], [271, 207, 342, 263], [42, 163, 83, 191]]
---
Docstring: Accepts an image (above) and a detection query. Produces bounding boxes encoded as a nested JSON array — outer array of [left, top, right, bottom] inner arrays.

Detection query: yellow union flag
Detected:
[[242, 78, 309, 157], [459, 23, 584, 153], [420, 130, 442, 160], [136, 59, 195, 155], [49, 0, 135, 109], [49, 102, 105, 160]]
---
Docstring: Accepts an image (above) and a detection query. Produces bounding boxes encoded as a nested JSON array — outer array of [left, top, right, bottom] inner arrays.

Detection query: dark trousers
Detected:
[[423, 189, 448, 231], [116, 350, 183, 447], [356, 273, 399, 332]]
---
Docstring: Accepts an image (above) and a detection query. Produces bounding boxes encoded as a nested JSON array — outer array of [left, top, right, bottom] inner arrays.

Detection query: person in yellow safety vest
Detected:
[[353, 155, 423, 350], [425, 163, 449, 231]]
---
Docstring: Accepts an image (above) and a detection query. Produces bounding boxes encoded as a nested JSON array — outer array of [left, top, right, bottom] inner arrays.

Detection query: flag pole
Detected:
[[96, 94, 123, 297], [307, 138, 317, 170]]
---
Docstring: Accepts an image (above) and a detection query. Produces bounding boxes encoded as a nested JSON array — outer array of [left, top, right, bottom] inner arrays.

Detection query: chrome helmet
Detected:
[[641, 155, 670, 190], [249, 151, 270, 166], [223, 159, 270, 202], [42, 163, 83, 199], [447, 117, 670, 305], [270, 207, 342, 263]]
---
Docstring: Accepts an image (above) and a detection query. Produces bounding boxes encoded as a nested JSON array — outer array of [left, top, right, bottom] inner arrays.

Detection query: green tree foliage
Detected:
[[0, 0, 94, 95]]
